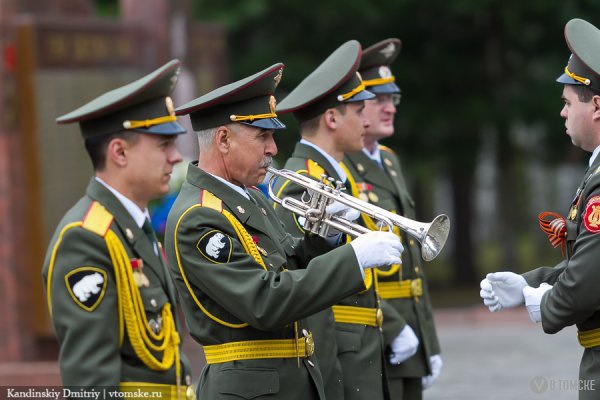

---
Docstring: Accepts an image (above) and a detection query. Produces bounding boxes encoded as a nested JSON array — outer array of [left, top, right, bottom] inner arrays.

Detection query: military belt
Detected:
[[332, 305, 383, 327], [203, 335, 314, 364], [377, 278, 423, 299], [577, 327, 600, 348], [120, 382, 196, 400]]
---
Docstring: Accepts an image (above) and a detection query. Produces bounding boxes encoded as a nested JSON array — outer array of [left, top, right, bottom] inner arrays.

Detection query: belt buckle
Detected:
[[303, 330, 315, 357], [410, 279, 422, 297], [376, 308, 384, 328]]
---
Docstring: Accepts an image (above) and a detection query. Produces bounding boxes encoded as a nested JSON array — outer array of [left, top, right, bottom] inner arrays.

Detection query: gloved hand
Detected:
[[523, 283, 552, 323], [326, 201, 360, 221], [422, 354, 443, 389], [479, 272, 527, 312], [389, 324, 419, 365], [350, 231, 403, 270]]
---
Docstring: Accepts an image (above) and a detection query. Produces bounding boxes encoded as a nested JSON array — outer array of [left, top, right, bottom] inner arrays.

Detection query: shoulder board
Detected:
[[200, 189, 223, 212], [81, 201, 114, 237], [306, 159, 326, 179], [378, 144, 395, 154]]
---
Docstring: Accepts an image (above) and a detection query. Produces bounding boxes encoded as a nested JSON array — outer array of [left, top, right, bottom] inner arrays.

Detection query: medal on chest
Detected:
[[130, 258, 150, 288]]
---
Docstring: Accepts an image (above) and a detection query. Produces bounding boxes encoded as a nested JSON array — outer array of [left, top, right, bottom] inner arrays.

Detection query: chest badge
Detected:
[[131, 258, 150, 288]]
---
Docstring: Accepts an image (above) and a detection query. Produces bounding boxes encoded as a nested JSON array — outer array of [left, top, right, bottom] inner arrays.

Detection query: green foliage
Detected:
[[93, 0, 119, 18]]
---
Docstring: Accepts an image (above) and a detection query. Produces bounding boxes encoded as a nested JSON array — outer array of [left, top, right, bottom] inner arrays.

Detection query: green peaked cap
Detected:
[[277, 40, 374, 122], [557, 18, 600, 92], [56, 59, 185, 138], [359, 38, 401, 94], [175, 63, 286, 131]]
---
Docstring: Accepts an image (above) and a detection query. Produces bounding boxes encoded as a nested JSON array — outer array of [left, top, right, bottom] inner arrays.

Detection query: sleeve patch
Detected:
[[65, 267, 108, 312], [584, 195, 600, 233], [196, 230, 233, 264]]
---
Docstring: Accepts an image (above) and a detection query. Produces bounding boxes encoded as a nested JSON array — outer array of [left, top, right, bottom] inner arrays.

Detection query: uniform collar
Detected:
[[362, 143, 382, 165], [300, 138, 347, 182], [206, 172, 251, 200], [590, 145, 600, 167], [95, 176, 150, 229]]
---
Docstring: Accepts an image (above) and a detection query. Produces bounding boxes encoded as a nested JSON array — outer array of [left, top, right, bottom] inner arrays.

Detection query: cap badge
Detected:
[[269, 95, 277, 114], [379, 66, 392, 79], [274, 69, 282, 86], [165, 96, 175, 117], [380, 42, 396, 59]]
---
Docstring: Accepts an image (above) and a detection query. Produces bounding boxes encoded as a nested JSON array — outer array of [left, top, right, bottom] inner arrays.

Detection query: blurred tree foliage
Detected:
[[191, 1, 598, 284]]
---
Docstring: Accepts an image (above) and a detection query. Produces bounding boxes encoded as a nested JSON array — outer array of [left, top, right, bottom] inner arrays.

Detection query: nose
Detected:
[[170, 144, 183, 164], [560, 104, 567, 119], [265, 133, 278, 157], [383, 101, 397, 114]]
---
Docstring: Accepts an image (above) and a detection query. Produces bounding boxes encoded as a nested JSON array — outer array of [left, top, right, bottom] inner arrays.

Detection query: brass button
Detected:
[[409, 239, 415, 246], [414, 266, 420, 274], [150, 299, 157, 307]]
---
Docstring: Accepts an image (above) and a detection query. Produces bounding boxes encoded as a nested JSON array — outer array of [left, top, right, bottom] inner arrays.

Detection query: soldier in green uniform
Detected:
[[480, 19, 600, 400], [42, 60, 194, 398], [165, 63, 404, 400], [342, 39, 442, 400], [272, 40, 402, 400]]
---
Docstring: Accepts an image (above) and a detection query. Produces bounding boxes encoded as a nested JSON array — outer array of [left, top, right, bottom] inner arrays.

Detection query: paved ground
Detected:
[[425, 307, 582, 400], [181, 306, 585, 399]]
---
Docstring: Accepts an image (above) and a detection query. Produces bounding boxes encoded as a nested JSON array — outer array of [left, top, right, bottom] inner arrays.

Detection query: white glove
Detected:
[[422, 354, 443, 389], [523, 283, 552, 323], [480, 272, 527, 312], [350, 231, 403, 270], [324, 201, 360, 236], [389, 324, 419, 365], [326, 201, 360, 221]]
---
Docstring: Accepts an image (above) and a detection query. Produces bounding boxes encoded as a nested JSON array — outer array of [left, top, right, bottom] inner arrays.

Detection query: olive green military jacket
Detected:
[[272, 142, 389, 400], [344, 147, 441, 378], [523, 158, 600, 393], [42, 178, 191, 389], [164, 163, 366, 400]]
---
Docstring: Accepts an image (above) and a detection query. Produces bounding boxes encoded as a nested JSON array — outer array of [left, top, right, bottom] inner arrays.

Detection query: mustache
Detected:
[[260, 157, 273, 168]]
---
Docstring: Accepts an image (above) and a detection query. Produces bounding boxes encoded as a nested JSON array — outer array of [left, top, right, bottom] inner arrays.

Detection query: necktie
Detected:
[[142, 218, 159, 256]]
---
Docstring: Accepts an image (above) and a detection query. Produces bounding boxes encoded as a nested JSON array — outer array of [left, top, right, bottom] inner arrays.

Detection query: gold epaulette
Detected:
[[81, 201, 114, 237], [200, 190, 223, 212], [306, 159, 326, 180], [378, 144, 395, 154]]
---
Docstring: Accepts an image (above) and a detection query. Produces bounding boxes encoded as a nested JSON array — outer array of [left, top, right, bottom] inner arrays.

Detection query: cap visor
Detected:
[[368, 82, 401, 94], [241, 117, 286, 130], [133, 121, 187, 135], [345, 89, 376, 102], [556, 73, 582, 85]]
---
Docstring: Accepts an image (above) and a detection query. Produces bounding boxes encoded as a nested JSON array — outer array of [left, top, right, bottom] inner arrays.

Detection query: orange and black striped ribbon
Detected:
[[538, 211, 566, 256]]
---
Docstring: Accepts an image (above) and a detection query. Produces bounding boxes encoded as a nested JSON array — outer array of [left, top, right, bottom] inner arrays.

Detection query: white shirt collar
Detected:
[[590, 145, 600, 167], [362, 143, 382, 164], [95, 177, 150, 228], [300, 139, 347, 182], [207, 172, 250, 200]]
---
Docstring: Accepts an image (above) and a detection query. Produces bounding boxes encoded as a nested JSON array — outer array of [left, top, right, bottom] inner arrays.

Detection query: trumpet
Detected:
[[267, 167, 450, 261]]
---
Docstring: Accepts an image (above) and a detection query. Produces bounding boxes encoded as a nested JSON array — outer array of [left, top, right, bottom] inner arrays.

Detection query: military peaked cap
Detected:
[[175, 64, 286, 131], [56, 59, 185, 138], [359, 38, 401, 94], [557, 18, 600, 93], [277, 40, 374, 122]]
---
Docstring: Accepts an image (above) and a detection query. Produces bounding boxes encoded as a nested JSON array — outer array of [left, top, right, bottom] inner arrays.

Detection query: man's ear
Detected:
[[593, 95, 600, 120], [106, 137, 129, 167], [323, 108, 338, 130], [215, 125, 232, 153]]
